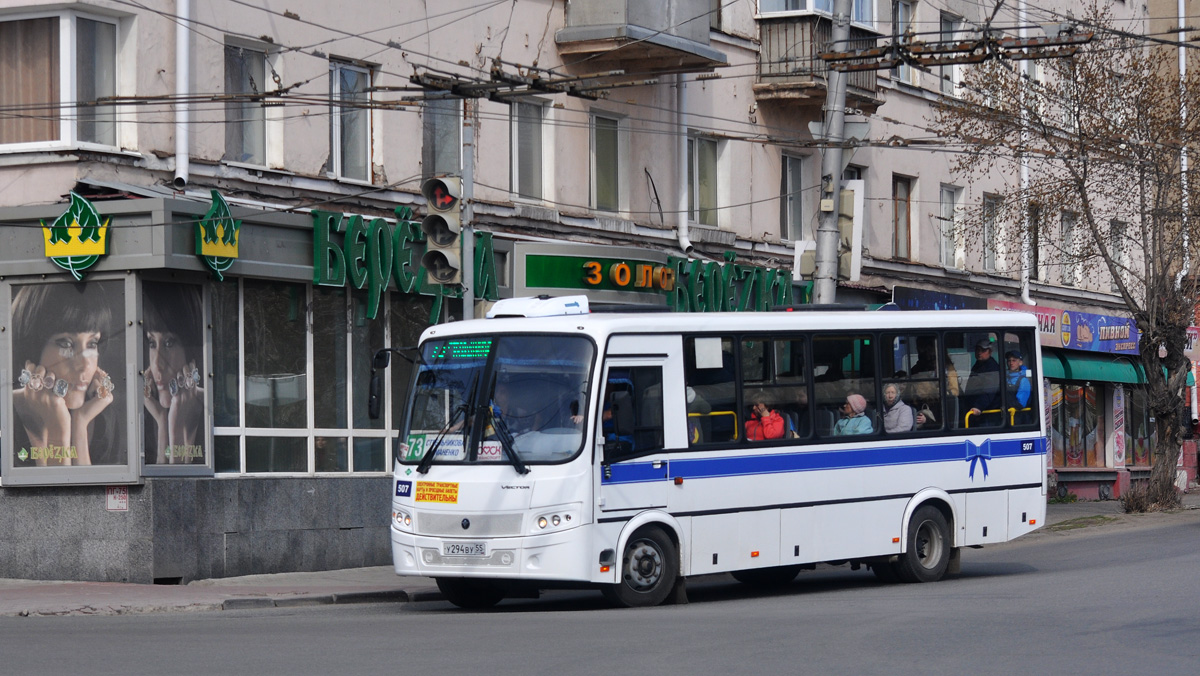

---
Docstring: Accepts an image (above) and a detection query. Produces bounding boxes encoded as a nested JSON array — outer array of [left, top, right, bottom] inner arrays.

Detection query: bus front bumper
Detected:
[[391, 525, 598, 583]]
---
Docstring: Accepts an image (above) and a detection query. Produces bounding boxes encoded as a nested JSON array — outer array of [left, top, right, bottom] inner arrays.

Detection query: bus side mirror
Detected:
[[368, 370, 384, 420], [372, 349, 391, 369]]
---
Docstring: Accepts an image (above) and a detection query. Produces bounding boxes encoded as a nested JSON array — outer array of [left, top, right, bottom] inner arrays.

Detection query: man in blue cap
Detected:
[[1005, 350, 1033, 424]]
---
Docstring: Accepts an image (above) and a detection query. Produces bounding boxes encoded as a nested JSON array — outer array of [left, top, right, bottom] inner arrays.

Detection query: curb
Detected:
[[220, 589, 427, 611]]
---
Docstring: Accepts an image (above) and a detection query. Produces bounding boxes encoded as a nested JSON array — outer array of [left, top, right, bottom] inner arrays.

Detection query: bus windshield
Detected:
[[401, 334, 595, 467]]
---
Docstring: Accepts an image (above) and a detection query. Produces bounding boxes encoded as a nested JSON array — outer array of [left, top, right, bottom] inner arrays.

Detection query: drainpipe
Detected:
[[676, 74, 694, 255], [1018, 0, 1034, 305], [173, 0, 190, 190]]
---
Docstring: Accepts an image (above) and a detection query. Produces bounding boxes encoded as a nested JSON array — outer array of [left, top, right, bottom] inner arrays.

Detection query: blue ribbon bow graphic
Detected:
[[966, 439, 991, 480]]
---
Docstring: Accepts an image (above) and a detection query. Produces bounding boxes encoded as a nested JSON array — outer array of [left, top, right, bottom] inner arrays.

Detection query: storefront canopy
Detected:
[[1042, 351, 1146, 384]]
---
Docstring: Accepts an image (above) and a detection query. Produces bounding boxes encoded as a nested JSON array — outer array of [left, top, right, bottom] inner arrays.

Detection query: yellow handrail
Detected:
[[964, 407, 1033, 428], [688, 410, 739, 440]]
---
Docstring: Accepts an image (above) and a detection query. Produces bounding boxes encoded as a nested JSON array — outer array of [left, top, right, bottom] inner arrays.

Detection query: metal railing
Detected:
[[757, 16, 879, 100]]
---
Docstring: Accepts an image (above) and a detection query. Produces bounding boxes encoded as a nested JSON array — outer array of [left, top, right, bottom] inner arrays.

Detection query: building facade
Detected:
[[0, 0, 1191, 582]]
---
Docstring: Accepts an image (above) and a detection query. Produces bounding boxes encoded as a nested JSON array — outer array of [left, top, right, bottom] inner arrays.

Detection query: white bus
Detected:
[[374, 296, 1046, 608]]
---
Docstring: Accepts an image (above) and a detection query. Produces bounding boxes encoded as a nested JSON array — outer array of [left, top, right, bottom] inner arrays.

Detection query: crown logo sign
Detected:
[[42, 192, 111, 281], [195, 190, 241, 280]]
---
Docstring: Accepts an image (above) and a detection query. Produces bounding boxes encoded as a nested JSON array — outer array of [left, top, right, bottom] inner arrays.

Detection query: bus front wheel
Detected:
[[436, 577, 506, 609], [896, 505, 951, 583], [602, 526, 679, 608]]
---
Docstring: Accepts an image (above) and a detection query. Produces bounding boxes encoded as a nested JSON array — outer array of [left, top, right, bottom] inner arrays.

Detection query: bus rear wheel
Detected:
[[436, 578, 506, 609], [896, 505, 951, 583], [602, 526, 678, 608]]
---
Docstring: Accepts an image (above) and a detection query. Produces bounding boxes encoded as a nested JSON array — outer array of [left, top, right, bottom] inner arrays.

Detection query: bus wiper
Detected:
[[489, 402, 530, 475], [417, 404, 467, 474]]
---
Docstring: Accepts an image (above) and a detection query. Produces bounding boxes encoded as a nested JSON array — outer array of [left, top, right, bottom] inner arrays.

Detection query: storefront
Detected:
[[894, 286, 1197, 500], [0, 191, 806, 583]]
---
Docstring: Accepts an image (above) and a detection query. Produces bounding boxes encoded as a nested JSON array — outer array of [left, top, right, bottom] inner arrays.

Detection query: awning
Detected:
[[1043, 350, 1146, 384]]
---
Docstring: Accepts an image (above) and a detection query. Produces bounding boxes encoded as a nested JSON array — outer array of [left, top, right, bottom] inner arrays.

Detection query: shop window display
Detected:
[[1050, 383, 1104, 467], [1124, 388, 1157, 467]]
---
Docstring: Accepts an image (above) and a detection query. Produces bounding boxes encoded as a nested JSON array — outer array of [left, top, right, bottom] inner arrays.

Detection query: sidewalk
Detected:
[[2, 493, 1198, 617]]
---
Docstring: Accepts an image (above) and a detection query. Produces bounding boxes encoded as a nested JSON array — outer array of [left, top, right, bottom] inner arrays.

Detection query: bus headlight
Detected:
[[531, 505, 581, 533], [392, 508, 413, 531]]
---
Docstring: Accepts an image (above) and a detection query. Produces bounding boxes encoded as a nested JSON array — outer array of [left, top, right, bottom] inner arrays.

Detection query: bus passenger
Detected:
[[1006, 350, 1033, 424], [882, 383, 914, 433], [963, 338, 1001, 426], [833, 394, 873, 436], [745, 397, 785, 441]]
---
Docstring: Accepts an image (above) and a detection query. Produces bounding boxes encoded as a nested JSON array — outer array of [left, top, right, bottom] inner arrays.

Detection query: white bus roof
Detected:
[[421, 309, 1038, 343]]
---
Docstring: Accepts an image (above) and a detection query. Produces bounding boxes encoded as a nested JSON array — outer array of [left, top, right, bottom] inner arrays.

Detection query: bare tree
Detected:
[[933, 5, 1200, 509]]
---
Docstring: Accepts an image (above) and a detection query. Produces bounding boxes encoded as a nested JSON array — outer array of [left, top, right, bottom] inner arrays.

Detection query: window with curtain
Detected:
[[330, 61, 371, 181], [224, 44, 266, 164], [1, 14, 117, 147], [938, 185, 959, 268], [513, 101, 543, 199], [982, 195, 1001, 272]]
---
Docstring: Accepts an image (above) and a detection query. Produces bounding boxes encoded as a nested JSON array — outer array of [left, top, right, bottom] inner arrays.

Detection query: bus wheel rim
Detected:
[[625, 539, 663, 589]]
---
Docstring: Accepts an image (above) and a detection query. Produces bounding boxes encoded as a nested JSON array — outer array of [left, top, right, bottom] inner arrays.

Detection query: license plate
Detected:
[[443, 542, 487, 556]]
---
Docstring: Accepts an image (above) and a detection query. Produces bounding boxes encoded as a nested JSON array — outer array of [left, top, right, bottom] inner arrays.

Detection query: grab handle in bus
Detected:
[[963, 408, 1004, 429]]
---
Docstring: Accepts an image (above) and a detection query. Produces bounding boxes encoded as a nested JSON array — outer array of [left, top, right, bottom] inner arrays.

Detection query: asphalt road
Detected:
[[2, 512, 1198, 675]]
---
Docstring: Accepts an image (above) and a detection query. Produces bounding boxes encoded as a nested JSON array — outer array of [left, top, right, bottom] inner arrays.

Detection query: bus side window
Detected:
[[686, 336, 737, 445]]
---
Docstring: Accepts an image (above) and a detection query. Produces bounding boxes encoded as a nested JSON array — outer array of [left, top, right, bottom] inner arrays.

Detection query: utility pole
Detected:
[[813, 0, 853, 304], [462, 101, 475, 320]]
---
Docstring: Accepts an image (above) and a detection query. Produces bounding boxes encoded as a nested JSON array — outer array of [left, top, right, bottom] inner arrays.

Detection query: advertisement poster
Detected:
[[10, 281, 126, 467], [142, 282, 206, 465]]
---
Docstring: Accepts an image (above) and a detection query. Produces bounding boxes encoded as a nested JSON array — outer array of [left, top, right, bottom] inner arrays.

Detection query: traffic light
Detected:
[[420, 176, 462, 285]]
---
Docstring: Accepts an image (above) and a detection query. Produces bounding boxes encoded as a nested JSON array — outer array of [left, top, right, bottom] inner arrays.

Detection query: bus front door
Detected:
[[597, 358, 673, 516]]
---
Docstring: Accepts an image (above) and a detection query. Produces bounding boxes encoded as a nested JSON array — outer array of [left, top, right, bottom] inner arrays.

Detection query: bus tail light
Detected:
[[751, 551, 760, 558]]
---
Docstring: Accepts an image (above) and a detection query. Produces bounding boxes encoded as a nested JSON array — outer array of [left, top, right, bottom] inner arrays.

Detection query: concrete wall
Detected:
[[0, 476, 392, 583]]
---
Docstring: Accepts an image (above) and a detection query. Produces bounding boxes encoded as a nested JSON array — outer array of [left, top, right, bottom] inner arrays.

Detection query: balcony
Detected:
[[556, 0, 727, 76], [755, 15, 882, 111]]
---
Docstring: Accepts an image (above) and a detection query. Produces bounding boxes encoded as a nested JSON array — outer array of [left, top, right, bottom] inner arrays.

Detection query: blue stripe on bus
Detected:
[[602, 437, 1046, 485]]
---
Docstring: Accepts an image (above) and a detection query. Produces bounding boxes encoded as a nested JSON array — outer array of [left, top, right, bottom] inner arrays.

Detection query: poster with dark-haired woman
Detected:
[[142, 282, 206, 465], [10, 281, 126, 467]]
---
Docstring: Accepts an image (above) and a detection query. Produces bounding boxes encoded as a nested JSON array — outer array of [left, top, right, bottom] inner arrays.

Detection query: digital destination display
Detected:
[[429, 338, 493, 360]]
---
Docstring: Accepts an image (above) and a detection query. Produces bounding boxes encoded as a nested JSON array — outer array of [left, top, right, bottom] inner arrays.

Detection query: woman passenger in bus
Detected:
[[881, 383, 914, 433], [833, 394, 874, 436], [744, 397, 785, 441]]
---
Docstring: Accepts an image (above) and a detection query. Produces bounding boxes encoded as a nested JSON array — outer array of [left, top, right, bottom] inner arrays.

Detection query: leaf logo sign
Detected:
[[195, 190, 241, 281], [41, 192, 111, 281]]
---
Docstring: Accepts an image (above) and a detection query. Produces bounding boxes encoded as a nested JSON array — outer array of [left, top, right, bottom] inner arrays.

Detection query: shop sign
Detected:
[[892, 286, 987, 311], [41, 191, 110, 281], [989, 300, 1139, 355], [526, 255, 675, 294], [665, 253, 794, 313], [195, 190, 240, 281], [311, 207, 498, 324]]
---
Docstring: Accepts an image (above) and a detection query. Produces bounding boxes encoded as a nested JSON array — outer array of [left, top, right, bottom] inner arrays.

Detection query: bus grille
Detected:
[[418, 512, 524, 536]]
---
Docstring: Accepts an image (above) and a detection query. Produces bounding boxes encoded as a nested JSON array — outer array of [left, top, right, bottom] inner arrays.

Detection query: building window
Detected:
[[689, 134, 719, 226], [330, 61, 371, 181], [709, 0, 721, 30], [780, 155, 806, 240], [1061, 210, 1078, 286], [212, 278, 422, 474], [759, 0, 874, 26], [224, 44, 266, 165], [591, 113, 621, 212], [512, 101, 544, 200], [893, 1, 915, 86], [423, 98, 461, 179], [938, 185, 960, 268], [1124, 388, 1157, 466], [0, 13, 117, 147], [982, 195, 1001, 272], [892, 175, 912, 260], [939, 13, 960, 95]]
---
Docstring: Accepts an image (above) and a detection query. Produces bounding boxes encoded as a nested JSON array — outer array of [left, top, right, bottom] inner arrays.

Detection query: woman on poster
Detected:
[[142, 283, 205, 464], [11, 283, 119, 466]]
